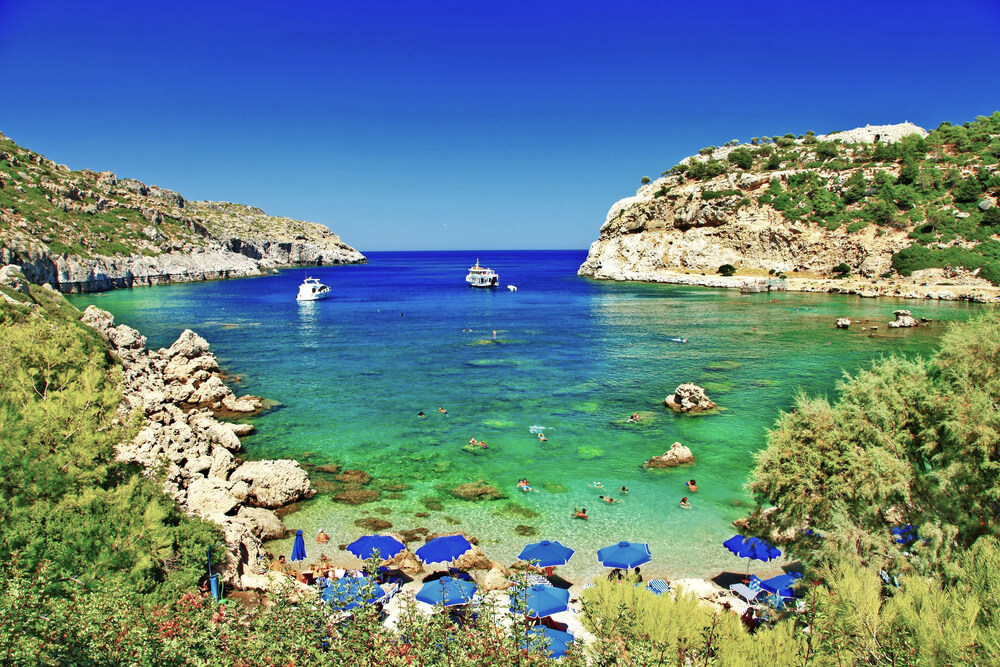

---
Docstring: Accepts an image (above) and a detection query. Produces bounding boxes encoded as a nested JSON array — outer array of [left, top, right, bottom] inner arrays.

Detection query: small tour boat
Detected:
[[465, 259, 499, 288], [296, 277, 331, 301]]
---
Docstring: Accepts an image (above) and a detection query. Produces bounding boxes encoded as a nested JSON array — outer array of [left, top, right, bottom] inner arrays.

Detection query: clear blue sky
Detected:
[[1, 1, 998, 251]]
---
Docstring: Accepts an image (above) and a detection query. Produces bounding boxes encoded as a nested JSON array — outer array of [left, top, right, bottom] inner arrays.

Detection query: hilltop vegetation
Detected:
[[663, 113, 1000, 281]]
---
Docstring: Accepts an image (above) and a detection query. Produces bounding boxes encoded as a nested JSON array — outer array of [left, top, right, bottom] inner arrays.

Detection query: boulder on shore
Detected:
[[664, 383, 717, 412], [644, 442, 695, 468], [888, 310, 917, 328], [229, 459, 315, 508]]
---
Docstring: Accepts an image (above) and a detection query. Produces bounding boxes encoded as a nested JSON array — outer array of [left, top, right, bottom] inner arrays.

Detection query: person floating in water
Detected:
[[573, 507, 588, 520], [627, 412, 640, 423], [438, 406, 448, 416], [469, 437, 477, 446], [590, 482, 602, 489], [517, 479, 539, 493], [479, 440, 488, 449], [619, 486, 629, 495], [599, 495, 620, 504], [492, 329, 497, 340], [537, 433, 547, 442], [417, 411, 425, 418], [680, 497, 692, 509], [686, 479, 698, 493]]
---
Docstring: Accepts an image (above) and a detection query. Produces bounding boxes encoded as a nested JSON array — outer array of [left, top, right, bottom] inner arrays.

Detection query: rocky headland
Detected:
[[579, 116, 1000, 302], [0, 130, 365, 293], [80, 303, 314, 589]]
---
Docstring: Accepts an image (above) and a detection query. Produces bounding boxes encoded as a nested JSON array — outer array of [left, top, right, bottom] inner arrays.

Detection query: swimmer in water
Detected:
[[687, 479, 698, 493], [590, 482, 603, 489], [418, 411, 425, 418], [537, 433, 547, 442], [619, 486, 629, 495], [517, 478, 539, 493], [680, 497, 692, 509], [479, 440, 488, 449], [573, 507, 588, 520], [469, 438, 477, 446], [599, 495, 619, 504], [438, 406, 448, 416]]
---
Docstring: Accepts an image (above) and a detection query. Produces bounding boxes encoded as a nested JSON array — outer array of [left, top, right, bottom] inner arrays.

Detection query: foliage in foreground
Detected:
[[4, 543, 999, 666], [0, 284, 220, 600], [747, 315, 1000, 579]]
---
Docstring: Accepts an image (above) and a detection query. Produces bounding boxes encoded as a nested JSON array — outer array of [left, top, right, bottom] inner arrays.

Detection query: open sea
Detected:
[[67, 250, 987, 582]]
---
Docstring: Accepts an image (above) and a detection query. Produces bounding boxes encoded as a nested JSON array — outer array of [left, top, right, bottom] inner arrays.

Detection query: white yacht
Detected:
[[465, 259, 499, 288], [296, 277, 331, 301]]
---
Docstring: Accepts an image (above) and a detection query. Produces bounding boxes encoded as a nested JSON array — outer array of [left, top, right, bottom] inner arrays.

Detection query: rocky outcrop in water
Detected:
[[665, 384, 717, 413], [888, 310, 917, 328], [644, 442, 695, 468], [81, 305, 315, 588]]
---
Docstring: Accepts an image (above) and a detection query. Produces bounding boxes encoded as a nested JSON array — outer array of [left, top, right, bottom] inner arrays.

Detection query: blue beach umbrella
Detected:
[[723, 535, 781, 575], [517, 540, 575, 568], [522, 626, 575, 659], [509, 584, 570, 618], [415, 576, 478, 607], [415, 535, 473, 564], [291, 529, 307, 563], [596, 541, 652, 570], [347, 535, 406, 561], [322, 576, 380, 611]]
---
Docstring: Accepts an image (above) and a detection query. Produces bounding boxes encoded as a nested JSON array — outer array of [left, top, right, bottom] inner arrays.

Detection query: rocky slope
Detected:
[[580, 114, 1000, 299], [79, 301, 314, 589], [0, 130, 365, 293]]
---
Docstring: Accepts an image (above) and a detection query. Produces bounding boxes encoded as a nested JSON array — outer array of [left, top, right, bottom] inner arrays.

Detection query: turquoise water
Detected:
[[67, 251, 988, 581]]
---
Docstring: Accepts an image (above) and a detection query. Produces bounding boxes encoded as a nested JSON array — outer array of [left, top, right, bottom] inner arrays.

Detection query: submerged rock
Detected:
[[644, 442, 695, 468], [665, 383, 717, 412], [332, 489, 381, 505], [449, 480, 506, 501]]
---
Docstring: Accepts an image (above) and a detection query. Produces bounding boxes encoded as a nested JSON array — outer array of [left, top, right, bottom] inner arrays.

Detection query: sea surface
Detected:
[[67, 250, 987, 582]]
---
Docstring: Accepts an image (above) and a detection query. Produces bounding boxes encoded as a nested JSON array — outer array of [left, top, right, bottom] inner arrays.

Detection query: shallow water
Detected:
[[68, 250, 988, 581]]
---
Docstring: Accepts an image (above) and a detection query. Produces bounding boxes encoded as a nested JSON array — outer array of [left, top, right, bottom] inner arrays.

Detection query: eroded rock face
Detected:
[[888, 310, 917, 328], [664, 384, 717, 412], [644, 442, 695, 468]]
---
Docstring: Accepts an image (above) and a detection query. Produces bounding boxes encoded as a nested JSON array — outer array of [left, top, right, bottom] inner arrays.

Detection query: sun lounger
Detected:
[[729, 583, 761, 603], [646, 579, 670, 595]]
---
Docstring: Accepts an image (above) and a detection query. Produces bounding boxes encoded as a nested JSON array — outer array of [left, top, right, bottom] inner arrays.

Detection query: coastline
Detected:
[[580, 266, 1000, 302]]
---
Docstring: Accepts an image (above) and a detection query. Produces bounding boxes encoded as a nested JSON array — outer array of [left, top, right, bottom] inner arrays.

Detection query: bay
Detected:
[[67, 250, 985, 581]]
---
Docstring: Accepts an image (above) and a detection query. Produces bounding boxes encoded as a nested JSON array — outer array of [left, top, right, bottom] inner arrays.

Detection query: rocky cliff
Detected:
[[0, 130, 365, 293], [580, 115, 1000, 296]]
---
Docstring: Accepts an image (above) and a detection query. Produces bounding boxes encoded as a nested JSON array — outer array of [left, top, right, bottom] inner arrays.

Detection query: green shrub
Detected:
[[832, 262, 851, 276], [640, 176, 651, 185], [727, 148, 754, 170], [702, 189, 741, 200], [718, 264, 737, 276]]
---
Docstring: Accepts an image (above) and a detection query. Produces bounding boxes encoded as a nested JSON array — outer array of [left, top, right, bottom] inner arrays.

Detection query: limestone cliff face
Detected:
[[578, 174, 911, 281], [0, 130, 365, 293], [579, 123, 927, 283]]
